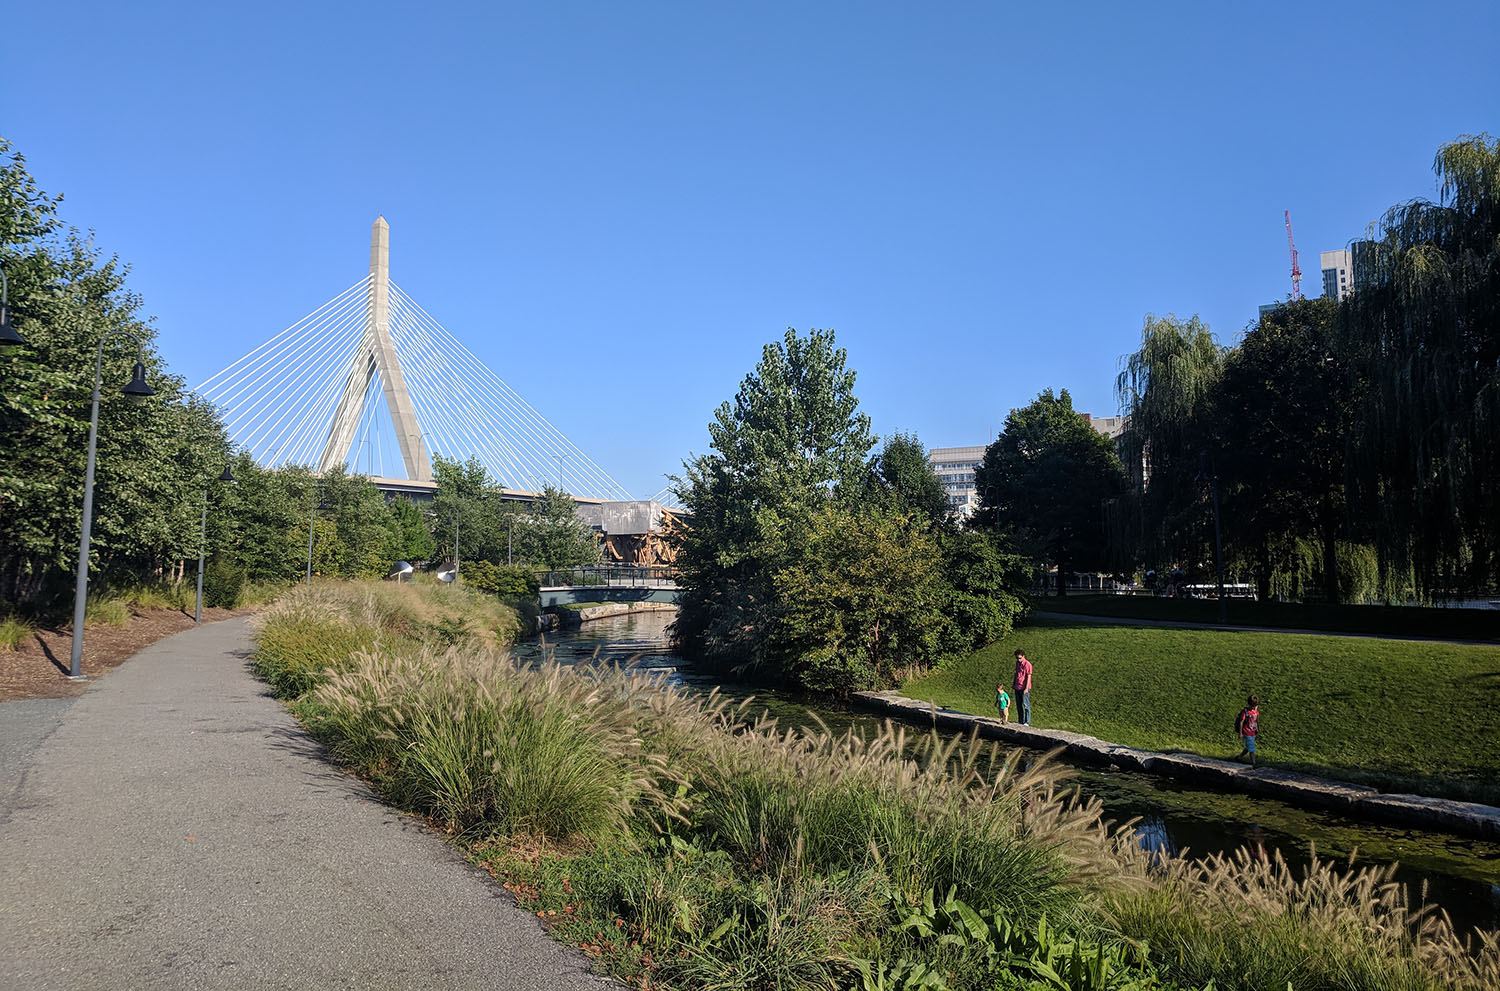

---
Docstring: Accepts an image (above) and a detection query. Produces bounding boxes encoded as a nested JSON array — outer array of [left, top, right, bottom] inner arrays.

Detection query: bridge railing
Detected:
[[535, 565, 679, 589]]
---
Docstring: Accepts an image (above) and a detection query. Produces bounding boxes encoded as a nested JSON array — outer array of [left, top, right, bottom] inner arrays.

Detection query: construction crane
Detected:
[[1284, 210, 1302, 300]]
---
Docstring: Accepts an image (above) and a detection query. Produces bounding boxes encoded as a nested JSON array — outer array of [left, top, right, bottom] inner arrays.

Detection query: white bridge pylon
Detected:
[[196, 218, 634, 501]]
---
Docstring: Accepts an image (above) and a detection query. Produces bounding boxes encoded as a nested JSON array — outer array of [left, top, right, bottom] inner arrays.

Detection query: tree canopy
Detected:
[[974, 389, 1126, 594], [673, 328, 1027, 693]]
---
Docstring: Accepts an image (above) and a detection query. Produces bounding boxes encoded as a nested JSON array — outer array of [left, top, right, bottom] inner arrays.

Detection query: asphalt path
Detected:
[[0, 618, 613, 990]]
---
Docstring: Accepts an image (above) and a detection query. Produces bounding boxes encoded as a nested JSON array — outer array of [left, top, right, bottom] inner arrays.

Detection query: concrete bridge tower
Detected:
[[317, 217, 431, 481]]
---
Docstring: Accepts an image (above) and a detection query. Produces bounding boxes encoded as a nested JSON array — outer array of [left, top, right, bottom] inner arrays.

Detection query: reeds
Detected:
[[253, 581, 1499, 991]]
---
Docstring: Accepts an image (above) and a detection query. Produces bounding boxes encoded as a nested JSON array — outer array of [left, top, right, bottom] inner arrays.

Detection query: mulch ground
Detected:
[[0, 606, 258, 701]]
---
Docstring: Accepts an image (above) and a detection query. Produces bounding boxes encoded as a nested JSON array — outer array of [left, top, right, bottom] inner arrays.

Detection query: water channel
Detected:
[[513, 611, 1500, 936]]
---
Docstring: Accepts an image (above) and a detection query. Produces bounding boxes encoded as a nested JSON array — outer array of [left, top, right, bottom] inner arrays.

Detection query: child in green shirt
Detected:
[[995, 685, 1011, 723]]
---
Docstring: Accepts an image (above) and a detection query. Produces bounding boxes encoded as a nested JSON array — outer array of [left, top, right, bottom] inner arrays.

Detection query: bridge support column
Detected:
[[318, 217, 431, 481]]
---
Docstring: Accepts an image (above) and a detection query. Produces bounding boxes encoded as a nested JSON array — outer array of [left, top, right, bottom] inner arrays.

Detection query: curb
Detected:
[[850, 690, 1500, 841]]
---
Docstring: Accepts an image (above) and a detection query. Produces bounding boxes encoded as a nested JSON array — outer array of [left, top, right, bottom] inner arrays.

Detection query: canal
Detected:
[[514, 610, 1500, 936]]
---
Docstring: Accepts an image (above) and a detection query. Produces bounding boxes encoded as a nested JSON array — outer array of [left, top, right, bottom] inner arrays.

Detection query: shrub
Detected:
[[84, 595, 131, 628], [202, 557, 247, 609], [0, 616, 33, 651], [463, 560, 541, 599]]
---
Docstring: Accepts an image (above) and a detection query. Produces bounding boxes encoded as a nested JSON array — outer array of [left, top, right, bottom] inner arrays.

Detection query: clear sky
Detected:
[[4, 2, 1497, 498]]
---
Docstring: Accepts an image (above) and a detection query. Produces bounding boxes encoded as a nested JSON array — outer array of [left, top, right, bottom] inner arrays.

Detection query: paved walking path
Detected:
[[0, 619, 612, 991], [1032, 610, 1499, 646]]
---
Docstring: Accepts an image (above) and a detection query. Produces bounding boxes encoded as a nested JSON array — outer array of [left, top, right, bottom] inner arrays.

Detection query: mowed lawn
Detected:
[[902, 620, 1500, 803]]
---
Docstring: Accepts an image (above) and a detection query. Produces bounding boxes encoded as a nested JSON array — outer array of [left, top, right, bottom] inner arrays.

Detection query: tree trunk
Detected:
[[1055, 561, 1067, 597], [1321, 505, 1341, 604], [1256, 541, 1272, 602]]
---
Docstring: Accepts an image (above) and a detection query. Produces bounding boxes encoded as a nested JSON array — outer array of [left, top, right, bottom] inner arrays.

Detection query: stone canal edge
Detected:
[[850, 690, 1500, 841]]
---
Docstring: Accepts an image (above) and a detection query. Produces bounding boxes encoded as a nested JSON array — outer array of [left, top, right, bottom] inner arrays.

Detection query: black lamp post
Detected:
[[0, 264, 24, 346], [69, 332, 156, 680], [195, 464, 237, 622], [306, 487, 330, 586]]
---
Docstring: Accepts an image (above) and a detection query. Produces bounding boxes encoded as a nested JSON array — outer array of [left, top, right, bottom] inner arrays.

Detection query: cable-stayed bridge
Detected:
[[197, 218, 639, 504]]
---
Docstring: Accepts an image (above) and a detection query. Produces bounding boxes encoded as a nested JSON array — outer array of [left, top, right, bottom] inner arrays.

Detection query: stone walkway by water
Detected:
[[0, 618, 612, 991]]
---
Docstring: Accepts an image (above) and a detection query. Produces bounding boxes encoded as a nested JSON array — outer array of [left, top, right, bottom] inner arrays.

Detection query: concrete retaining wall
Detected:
[[554, 602, 678, 627], [850, 690, 1500, 841]]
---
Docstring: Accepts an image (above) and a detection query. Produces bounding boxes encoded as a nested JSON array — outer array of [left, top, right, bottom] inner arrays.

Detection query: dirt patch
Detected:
[[0, 607, 258, 701]]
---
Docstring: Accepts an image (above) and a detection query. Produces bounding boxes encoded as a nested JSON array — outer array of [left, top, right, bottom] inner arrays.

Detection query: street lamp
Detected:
[[306, 486, 330, 586], [0, 263, 24, 346], [194, 464, 237, 622], [69, 332, 156, 680]]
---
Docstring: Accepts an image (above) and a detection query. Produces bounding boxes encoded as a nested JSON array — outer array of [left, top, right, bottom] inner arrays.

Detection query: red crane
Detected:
[[1284, 209, 1302, 301]]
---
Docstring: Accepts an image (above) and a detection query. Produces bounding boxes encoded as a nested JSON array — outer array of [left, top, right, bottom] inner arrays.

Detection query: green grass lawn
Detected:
[[1035, 594, 1500, 642], [903, 619, 1500, 804]]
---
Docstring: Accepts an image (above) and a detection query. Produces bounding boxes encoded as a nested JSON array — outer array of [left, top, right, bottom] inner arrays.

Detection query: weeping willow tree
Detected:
[[1114, 314, 1225, 573], [1340, 133, 1500, 598]]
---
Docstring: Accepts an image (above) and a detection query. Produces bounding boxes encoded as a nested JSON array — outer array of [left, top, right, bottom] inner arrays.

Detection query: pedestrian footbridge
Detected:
[[537, 566, 679, 607]]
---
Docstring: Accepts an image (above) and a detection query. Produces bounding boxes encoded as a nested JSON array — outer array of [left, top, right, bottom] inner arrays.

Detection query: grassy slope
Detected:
[[1037, 594, 1500, 641], [903, 619, 1500, 802]]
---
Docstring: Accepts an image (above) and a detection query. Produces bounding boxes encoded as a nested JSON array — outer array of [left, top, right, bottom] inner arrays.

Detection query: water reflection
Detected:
[[524, 611, 1500, 935]]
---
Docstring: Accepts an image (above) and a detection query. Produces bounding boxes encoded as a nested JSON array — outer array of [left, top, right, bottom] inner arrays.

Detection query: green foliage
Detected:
[[765, 504, 949, 692], [0, 616, 33, 651], [462, 560, 541, 598], [519, 487, 600, 570], [673, 328, 877, 677], [874, 432, 952, 524], [83, 594, 130, 628], [674, 330, 1025, 692], [1115, 314, 1225, 575], [1339, 134, 1500, 598], [388, 495, 436, 563], [975, 389, 1127, 592], [258, 584, 1497, 991], [1217, 298, 1352, 602], [202, 556, 246, 609], [0, 138, 234, 609]]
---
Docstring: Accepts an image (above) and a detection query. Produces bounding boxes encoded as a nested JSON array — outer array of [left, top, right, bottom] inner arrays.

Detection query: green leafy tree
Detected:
[[672, 328, 876, 675], [1340, 133, 1500, 596], [516, 487, 599, 570], [1115, 314, 1225, 575], [975, 389, 1126, 595], [389, 495, 437, 563], [765, 504, 948, 693], [0, 139, 233, 607], [872, 432, 951, 525], [1217, 297, 1354, 601]]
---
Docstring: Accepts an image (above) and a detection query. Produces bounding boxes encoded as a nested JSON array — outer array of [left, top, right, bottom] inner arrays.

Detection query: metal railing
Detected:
[[535, 564, 679, 589]]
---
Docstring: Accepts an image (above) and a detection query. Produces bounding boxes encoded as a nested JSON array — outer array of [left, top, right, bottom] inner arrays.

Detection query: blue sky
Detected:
[[4, 2, 1496, 498]]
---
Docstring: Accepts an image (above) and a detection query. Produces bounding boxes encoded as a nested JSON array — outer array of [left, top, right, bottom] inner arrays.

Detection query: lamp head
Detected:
[[0, 304, 23, 347], [219, 465, 237, 485], [123, 360, 155, 398]]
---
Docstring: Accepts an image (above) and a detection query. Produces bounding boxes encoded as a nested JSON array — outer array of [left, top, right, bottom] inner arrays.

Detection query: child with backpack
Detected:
[[995, 684, 1011, 723], [1235, 695, 1260, 766]]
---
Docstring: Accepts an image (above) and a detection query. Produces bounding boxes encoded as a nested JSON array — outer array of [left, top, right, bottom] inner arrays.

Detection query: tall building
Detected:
[[1082, 413, 1127, 441], [1321, 249, 1353, 301], [928, 445, 985, 518]]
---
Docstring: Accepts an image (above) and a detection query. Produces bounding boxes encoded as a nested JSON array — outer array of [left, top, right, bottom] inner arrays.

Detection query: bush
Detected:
[[0, 616, 32, 651], [83, 595, 131, 628], [202, 557, 247, 609], [462, 560, 540, 599]]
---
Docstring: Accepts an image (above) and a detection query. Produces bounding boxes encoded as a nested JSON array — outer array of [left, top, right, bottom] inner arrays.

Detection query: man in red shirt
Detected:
[[1013, 649, 1033, 725]]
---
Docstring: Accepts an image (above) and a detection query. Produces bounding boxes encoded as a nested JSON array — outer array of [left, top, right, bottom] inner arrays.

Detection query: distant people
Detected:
[[1235, 695, 1260, 766], [994, 683, 1011, 723], [1013, 649, 1033, 725]]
